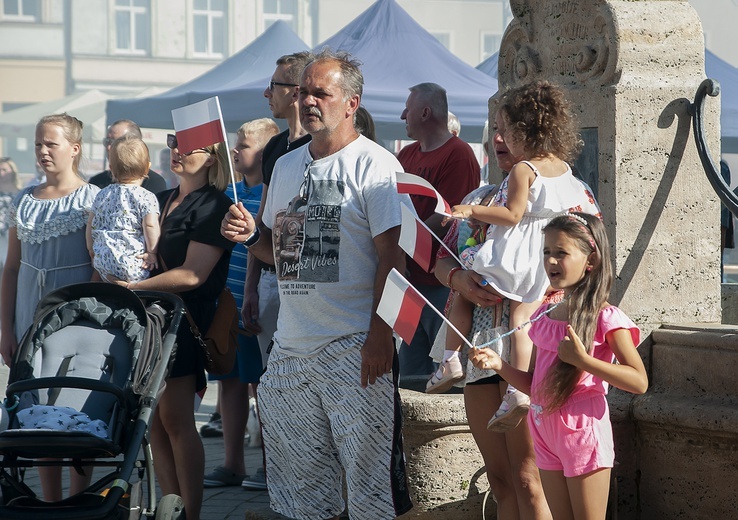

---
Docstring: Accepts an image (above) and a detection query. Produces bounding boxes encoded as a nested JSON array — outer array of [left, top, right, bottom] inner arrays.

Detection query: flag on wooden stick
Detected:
[[398, 203, 464, 273], [396, 172, 452, 216], [171, 97, 226, 154], [377, 268, 474, 349], [399, 203, 435, 273], [171, 96, 239, 203]]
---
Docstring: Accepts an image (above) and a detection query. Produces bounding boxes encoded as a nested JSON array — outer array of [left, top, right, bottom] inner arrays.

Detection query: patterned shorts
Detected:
[[258, 333, 412, 520]]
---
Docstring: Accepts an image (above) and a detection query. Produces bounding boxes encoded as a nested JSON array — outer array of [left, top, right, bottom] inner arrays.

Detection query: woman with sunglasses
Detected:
[[119, 133, 235, 520]]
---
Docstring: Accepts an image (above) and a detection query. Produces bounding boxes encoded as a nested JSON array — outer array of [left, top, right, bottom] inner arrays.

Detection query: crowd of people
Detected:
[[0, 48, 650, 520]]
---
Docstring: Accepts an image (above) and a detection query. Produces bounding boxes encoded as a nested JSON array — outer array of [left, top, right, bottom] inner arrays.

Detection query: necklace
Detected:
[[475, 295, 569, 350]]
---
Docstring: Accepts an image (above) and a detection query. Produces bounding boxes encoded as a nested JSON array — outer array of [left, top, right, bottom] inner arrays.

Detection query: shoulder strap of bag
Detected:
[[157, 189, 207, 345]]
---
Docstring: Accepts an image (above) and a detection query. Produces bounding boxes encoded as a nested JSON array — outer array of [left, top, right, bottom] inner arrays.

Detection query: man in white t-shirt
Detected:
[[220, 49, 412, 520]]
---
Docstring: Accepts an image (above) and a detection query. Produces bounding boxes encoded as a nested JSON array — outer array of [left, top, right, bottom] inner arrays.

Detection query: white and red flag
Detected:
[[395, 172, 452, 216], [171, 97, 226, 155], [377, 268, 474, 348], [399, 203, 463, 273], [171, 96, 239, 202], [399, 203, 435, 273]]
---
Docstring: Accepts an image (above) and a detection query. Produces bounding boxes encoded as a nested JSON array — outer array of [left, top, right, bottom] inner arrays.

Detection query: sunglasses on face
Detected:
[[269, 80, 299, 92], [102, 137, 114, 147], [167, 134, 211, 156]]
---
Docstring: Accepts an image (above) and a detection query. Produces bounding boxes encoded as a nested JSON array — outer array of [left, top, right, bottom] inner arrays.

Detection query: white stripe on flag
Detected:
[[399, 204, 419, 258], [171, 96, 226, 155], [399, 202, 463, 269], [395, 172, 452, 215], [377, 269, 474, 349], [172, 97, 221, 131]]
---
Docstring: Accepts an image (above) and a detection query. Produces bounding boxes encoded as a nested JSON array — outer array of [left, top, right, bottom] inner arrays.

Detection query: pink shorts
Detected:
[[528, 392, 614, 477]]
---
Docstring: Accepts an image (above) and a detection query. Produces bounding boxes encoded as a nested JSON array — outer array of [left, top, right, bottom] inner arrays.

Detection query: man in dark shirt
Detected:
[[396, 83, 480, 385], [239, 51, 313, 491], [89, 119, 167, 194]]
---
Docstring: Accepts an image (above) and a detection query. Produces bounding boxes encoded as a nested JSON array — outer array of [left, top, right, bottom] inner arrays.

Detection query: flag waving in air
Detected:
[[377, 268, 473, 349], [398, 203, 464, 273], [399, 203, 435, 273], [395, 172, 452, 216], [171, 97, 226, 155], [171, 96, 239, 202]]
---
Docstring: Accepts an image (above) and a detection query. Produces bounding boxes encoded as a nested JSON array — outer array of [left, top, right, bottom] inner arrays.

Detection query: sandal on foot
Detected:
[[487, 391, 530, 432], [425, 357, 464, 394]]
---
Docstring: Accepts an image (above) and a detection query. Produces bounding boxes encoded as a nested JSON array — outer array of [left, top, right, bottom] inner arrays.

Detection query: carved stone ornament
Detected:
[[498, 0, 618, 87]]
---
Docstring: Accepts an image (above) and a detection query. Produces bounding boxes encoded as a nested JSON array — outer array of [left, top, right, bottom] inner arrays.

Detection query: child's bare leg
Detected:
[[445, 292, 474, 352], [486, 300, 541, 431], [426, 292, 473, 394], [508, 300, 541, 372]]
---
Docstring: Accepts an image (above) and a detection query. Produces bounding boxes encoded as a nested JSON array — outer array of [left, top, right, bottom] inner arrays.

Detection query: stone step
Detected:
[[648, 324, 738, 395]]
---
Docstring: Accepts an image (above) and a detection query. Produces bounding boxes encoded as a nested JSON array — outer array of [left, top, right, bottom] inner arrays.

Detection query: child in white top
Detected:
[[426, 81, 600, 432], [86, 135, 160, 283]]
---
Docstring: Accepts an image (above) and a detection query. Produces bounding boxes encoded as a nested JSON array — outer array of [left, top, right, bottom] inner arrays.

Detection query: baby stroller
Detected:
[[0, 282, 185, 520]]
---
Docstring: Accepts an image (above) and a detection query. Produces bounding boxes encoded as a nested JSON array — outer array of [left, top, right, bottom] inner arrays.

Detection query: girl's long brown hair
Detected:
[[541, 212, 612, 411]]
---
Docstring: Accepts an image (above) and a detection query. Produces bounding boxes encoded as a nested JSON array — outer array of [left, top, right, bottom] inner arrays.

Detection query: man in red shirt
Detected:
[[397, 82, 480, 387]]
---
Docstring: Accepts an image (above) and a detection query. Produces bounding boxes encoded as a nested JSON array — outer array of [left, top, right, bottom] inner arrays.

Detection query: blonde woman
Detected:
[[0, 113, 100, 500], [120, 134, 234, 520]]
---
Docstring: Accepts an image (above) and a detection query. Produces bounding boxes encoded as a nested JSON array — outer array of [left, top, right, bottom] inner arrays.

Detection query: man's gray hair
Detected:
[[409, 83, 449, 123], [277, 51, 315, 84], [309, 48, 364, 101], [110, 119, 142, 139]]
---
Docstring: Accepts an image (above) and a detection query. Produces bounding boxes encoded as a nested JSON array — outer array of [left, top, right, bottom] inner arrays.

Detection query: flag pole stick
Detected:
[[390, 269, 475, 350], [213, 96, 238, 205], [415, 213, 464, 266]]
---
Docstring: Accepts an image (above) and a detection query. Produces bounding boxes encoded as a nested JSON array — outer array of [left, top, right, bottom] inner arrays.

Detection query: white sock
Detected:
[[442, 349, 460, 362]]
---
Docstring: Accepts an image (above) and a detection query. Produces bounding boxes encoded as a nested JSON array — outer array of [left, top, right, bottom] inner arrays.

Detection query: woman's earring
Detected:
[[586, 266, 592, 272]]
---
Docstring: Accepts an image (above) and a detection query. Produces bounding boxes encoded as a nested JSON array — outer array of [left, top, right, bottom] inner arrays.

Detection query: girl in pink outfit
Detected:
[[427, 81, 600, 436], [469, 212, 648, 519]]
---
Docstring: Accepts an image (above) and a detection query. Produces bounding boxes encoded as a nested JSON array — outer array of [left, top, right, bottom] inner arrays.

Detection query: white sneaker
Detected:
[[487, 391, 530, 432], [425, 356, 464, 394]]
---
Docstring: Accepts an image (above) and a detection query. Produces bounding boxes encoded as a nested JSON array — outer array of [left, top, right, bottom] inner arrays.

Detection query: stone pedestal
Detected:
[[398, 389, 494, 520], [491, 1, 730, 517], [497, 0, 721, 335]]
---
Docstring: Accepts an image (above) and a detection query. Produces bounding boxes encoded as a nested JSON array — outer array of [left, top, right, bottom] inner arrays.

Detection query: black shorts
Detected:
[[466, 374, 503, 386]]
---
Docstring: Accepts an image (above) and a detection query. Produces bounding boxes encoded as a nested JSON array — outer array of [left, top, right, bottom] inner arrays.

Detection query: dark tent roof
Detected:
[[706, 50, 738, 153], [310, 0, 497, 140], [476, 52, 498, 79], [107, 0, 496, 142], [105, 21, 308, 130], [476, 49, 738, 153]]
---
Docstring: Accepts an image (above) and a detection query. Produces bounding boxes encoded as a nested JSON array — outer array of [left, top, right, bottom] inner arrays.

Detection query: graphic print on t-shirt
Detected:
[[273, 178, 343, 285]]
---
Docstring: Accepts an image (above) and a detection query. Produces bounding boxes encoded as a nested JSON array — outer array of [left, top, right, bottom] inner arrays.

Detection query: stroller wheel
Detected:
[[155, 494, 185, 520]]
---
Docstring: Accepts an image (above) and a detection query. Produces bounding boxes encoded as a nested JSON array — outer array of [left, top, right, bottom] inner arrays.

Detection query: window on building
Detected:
[[2, 0, 40, 21], [481, 32, 502, 61], [263, 0, 298, 33], [115, 0, 150, 55], [194, 0, 226, 57], [431, 31, 451, 51]]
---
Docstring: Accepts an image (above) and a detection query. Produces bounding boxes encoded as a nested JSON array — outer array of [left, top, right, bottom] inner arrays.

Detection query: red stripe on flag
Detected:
[[397, 182, 438, 199], [394, 286, 426, 344], [176, 119, 224, 154], [413, 219, 434, 273], [397, 179, 452, 215]]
